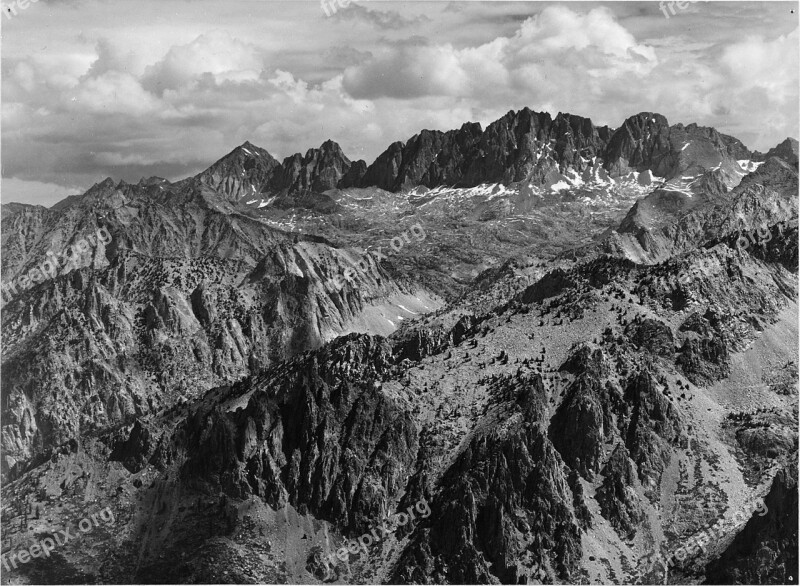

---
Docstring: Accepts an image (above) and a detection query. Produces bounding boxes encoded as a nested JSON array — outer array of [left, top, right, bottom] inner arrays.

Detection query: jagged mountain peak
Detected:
[[763, 137, 799, 166], [317, 138, 346, 154], [48, 175, 121, 211], [231, 139, 273, 157], [492, 105, 553, 129], [92, 176, 117, 191], [188, 140, 281, 202], [603, 112, 672, 174], [270, 139, 357, 194], [209, 141, 279, 169], [460, 120, 483, 134], [623, 111, 670, 128], [299, 139, 350, 164]]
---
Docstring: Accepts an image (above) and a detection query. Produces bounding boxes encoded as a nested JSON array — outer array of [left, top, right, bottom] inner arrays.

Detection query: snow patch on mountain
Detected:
[[737, 160, 764, 173]]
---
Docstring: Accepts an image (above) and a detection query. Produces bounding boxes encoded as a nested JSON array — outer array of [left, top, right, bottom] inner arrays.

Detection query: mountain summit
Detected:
[[191, 140, 280, 201]]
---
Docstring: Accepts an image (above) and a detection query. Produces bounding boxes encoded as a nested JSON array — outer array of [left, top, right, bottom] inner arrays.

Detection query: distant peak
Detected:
[[308, 140, 349, 162], [217, 141, 277, 165], [319, 139, 344, 152], [231, 141, 270, 158], [460, 121, 482, 134], [762, 137, 799, 166], [93, 177, 116, 189], [626, 112, 669, 126]]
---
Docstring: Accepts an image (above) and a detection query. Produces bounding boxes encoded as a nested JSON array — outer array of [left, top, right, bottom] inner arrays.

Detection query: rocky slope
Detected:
[[758, 138, 799, 166], [605, 154, 798, 264], [1, 107, 797, 586], [189, 141, 280, 202], [704, 458, 798, 585], [3, 180, 797, 584], [1, 179, 441, 478]]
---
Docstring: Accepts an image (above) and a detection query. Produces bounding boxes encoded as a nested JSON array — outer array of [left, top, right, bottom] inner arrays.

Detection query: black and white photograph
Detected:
[[1, 0, 798, 583]]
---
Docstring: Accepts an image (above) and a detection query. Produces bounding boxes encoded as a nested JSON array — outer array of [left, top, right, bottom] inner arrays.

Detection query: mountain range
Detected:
[[1, 107, 798, 585], [185, 110, 770, 206]]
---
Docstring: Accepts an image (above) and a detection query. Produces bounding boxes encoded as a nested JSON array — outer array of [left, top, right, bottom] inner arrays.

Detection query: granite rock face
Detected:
[[175, 334, 420, 533], [358, 109, 611, 191], [392, 375, 583, 584], [269, 140, 361, 194], [603, 112, 674, 176], [595, 444, 646, 539]]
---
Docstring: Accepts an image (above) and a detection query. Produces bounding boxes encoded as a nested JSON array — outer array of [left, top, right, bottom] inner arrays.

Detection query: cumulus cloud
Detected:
[[513, 6, 655, 60], [719, 30, 798, 98], [142, 31, 264, 94], [343, 42, 472, 99], [71, 71, 160, 115], [713, 29, 799, 147], [342, 6, 658, 103], [86, 38, 149, 78]]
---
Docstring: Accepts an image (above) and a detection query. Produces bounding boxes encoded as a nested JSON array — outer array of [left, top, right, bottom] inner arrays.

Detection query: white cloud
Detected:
[[343, 43, 472, 99], [343, 7, 658, 101], [719, 30, 798, 100], [142, 31, 264, 94], [70, 71, 160, 115]]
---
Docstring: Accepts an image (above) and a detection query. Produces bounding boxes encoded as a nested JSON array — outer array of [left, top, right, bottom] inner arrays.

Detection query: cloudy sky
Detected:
[[2, 0, 798, 206]]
